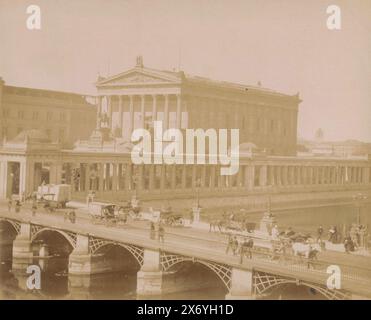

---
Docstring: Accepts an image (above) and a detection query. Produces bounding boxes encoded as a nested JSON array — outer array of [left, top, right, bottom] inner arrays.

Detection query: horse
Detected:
[[292, 242, 321, 258], [209, 219, 225, 232]]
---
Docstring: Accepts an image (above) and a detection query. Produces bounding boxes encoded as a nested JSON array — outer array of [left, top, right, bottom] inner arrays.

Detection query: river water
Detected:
[[1, 203, 370, 300]]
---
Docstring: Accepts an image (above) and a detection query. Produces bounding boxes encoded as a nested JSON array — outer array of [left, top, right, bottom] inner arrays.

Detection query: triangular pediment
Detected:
[[96, 68, 181, 87]]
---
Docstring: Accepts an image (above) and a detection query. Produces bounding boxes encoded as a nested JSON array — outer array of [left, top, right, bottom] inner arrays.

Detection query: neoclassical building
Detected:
[[95, 56, 300, 155], [0, 57, 370, 205]]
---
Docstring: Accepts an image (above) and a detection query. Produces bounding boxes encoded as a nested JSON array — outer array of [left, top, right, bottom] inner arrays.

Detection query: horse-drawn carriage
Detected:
[[117, 198, 141, 219], [209, 217, 256, 234], [158, 206, 184, 227], [88, 202, 128, 226]]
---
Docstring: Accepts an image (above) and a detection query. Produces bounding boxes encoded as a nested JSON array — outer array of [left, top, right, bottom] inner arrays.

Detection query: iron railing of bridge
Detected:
[[1, 206, 371, 293]]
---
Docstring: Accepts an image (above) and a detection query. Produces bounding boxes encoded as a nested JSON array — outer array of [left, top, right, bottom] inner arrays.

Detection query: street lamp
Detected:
[[352, 193, 368, 225]]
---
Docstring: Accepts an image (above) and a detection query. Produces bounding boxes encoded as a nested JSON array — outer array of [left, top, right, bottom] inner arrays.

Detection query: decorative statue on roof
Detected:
[[136, 55, 144, 68]]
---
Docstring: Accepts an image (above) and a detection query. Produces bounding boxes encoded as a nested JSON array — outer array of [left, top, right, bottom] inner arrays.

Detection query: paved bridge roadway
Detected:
[[1, 203, 371, 300]]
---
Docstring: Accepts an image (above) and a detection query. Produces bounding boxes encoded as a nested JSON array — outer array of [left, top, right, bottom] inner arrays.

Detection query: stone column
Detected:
[[289, 166, 295, 185], [0, 161, 8, 199], [282, 166, 288, 186], [191, 166, 197, 189], [171, 165, 176, 189], [152, 95, 157, 122], [225, 268, 254, 300], [137, 249, 163, 296], [96, 96, 102, 129], [181, 166, 187, 189], [176, 94, 182, 129], [128, 95, 134, 139], [259, 165, 267, 187], [246, 165, 255, 190], [296, 166, 302, 185], [149, 165, 155, 190], [163, 94, 169, 130], [236, 166, 243, 188], [118, 96, 124, 137], [362, 167, 370, 184], [112, 163, 118, 192], [314, 167, 319, 185], [210, 166, 216, 188], [140, 95, 145, 129], [19, 161, 27, 199], [98, 163, 104, 192], [268, 166, 275, 186], [358, 167, 363, 184], [160, 165, 166, 191], [85, 163, 90, 192], [105, 163, 111, 191], [138, 165, 144, 190], [201, 166, 206, 187], [276, 166, 282, 186], [25, 160, 35, 195], [302, 166, 308, 185], [107, 96, 113, 130]]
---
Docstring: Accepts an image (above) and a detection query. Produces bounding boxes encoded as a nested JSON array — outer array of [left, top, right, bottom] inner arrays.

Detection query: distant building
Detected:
[[0, 77, 96, 147], [298, 138, 371, 158]]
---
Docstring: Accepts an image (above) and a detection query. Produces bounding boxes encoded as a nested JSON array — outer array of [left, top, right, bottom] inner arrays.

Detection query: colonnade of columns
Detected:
[[0, 157, 370, 200], [66, 161, 371, 196], [97, 93, 184, 137], [265, 165, 370, 188]]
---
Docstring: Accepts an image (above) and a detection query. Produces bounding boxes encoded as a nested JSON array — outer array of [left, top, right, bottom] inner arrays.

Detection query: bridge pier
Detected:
[[137, 249, 163, 297], [225, 268, 255, 300], [12, 223, 33, 271]]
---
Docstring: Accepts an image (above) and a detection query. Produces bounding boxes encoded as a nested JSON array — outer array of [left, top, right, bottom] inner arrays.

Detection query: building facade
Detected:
[[0, 77, 96, 147], [0, 58, 370, 207], [95, 56, 300, 156]]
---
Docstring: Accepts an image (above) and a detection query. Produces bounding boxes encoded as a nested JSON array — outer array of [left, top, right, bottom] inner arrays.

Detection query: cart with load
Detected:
[[37, 184, 71, 211]]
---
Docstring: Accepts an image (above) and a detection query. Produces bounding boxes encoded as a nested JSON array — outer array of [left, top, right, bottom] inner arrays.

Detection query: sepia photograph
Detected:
[[0, 0, 370, 304]]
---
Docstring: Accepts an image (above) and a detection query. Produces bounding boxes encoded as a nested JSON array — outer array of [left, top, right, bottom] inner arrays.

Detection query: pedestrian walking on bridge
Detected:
[[226, 234, 233, 254], [158, 224, 165, 243], [31, 201, 37, 217], [150, 222, 156, 240], [239, 237, 254, 264], [7, 199, 12, 212], [15, 200, 21, 213]]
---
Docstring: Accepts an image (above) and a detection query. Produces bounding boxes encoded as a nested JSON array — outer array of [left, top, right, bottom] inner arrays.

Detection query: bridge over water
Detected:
[[1, 209, 371, 300]]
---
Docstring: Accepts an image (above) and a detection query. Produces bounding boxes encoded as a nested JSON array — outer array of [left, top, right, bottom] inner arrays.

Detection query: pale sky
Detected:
[[0, 0, 370, 142]]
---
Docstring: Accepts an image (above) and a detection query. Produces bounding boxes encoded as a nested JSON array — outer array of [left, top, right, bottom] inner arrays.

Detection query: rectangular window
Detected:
[[18, 110, 24, 119], [47, 112, 53, 121], [60, 112, 66, 122], [3, 109, 10, 118], [59, 128, 65, 141], [32, 111, 39, 120]]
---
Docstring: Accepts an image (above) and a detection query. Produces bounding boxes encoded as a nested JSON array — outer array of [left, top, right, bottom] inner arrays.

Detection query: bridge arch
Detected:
[[161, 253, 232, 291], [90, 239, 144, 267], [31, 227, 77, 249], [0, 218, 20, 235], [253, 271, 351, 300]]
